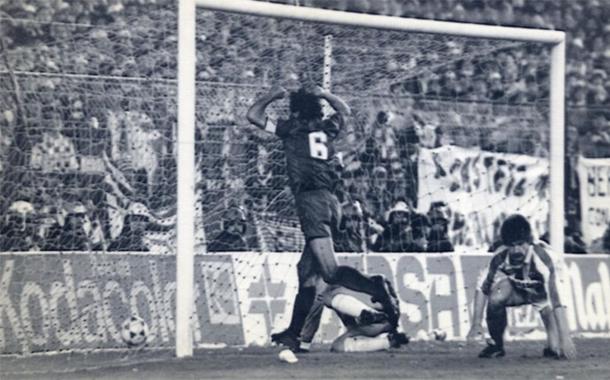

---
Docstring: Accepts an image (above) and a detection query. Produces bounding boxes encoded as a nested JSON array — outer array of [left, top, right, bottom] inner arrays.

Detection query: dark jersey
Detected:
[[274, 113, 344, 195]]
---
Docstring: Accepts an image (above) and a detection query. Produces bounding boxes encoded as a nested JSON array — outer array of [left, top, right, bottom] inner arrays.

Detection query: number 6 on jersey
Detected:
[[308, 131, 329, 160]]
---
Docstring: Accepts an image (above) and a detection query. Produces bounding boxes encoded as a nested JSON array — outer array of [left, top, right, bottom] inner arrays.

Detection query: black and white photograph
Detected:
[[1, 0, 610, 378]]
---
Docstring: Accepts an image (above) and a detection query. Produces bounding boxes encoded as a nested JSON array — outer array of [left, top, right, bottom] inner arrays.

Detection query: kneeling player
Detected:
[[466, 214, 576, 359], [298, 277, 408, 353]]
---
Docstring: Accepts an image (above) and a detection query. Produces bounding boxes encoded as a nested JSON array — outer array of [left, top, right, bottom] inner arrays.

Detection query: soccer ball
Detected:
[[121, 316, 149, 347], [431, 329, 447, 341]]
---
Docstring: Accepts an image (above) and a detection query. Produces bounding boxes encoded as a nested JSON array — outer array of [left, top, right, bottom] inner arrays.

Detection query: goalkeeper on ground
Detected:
[[467, 214, 576, 359], [297, 274, 409, 353]]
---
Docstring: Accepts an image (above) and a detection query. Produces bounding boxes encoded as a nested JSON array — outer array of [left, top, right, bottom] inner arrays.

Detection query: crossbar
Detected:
[[196, 0, 564, 44]]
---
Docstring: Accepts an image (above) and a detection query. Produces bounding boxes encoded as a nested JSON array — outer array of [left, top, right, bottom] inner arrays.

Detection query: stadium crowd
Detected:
[[1, 0, 610, 254], [1, 0, 610, 108]]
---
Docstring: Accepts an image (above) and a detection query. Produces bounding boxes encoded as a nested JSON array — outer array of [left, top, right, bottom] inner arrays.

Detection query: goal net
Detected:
[[0, 8, 183, 363], [0, 0, 564, 363], [185, 4, 562, 348], [195, 8, 554, 253]]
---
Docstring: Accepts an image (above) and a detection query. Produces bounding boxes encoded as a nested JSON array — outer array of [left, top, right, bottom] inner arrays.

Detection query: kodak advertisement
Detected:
[[1, 252, 609, 354]]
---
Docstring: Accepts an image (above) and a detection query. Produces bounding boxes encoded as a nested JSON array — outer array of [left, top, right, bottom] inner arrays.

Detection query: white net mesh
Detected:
[[0, 10, 181, 359], [196, 9, 551, 254], [190, 8, 553, 348]]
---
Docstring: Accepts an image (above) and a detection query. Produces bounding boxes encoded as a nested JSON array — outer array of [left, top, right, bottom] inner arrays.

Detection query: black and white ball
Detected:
[[431, 328, 447, 341], [121, 316, 149, 347]]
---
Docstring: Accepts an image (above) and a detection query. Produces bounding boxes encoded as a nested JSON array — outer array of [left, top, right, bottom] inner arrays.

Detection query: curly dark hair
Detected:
[[289, 88, 323, 121], [500, 214, 533, 245]]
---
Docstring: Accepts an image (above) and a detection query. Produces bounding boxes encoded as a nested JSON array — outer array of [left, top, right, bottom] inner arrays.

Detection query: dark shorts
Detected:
[[297, 244, 319, 285], [294, 189, 341, 241], [294, 189, 341, 284]]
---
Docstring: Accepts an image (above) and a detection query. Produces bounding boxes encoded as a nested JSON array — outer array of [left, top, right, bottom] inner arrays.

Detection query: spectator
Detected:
[[589, 224, 610, 254], [426, 201, 454, 252], [468, 78, 489, 102], [440, 70, 463, 97], [410, 211, 431, 252], [30, 110, 79, 173], [497, 0, 515, 25], [564, 231, 588, 254], [540, 226, 587, 254], [360, 111, 400, 172], [207, 206, 249, 252], [481, 1, 501, 25], [373, 200, 424, 253], [590, 36, 606, 64], [579, 110, 610, 158], [0, 201, 39, 251], [417, 123, 441, 149], [44, 203, 94, 251], [107, 205, 151, 252], [4, 0, 610, 256], [452, 3, 468, 22], [425, 73, 443, 98], [587, 69, 608, 105], [571, 80, 588, 106], [365, 166, 393, 225], [334, 201, 366, 253], [345, 0, 371, 13], [487, 71, 505, 100]]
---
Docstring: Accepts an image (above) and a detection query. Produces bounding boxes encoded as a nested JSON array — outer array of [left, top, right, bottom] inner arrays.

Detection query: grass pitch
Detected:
[[3, 339, 609, 379]]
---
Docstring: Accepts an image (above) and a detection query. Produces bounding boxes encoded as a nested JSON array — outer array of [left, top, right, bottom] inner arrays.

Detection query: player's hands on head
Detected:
[[304, 83, 325, 97], [270, 85, 287, 99]]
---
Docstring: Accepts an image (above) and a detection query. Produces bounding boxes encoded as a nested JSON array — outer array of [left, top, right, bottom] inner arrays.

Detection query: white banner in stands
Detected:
[[577, 156, 610, 247], [418, 146, 550, 250]]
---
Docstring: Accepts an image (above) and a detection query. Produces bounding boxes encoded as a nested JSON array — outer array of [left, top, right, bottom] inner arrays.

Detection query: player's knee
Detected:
[[320, 267, 340, 284], [321, 287, 339, 307], [365, 322, 392, 337], [488, 292, 507, 307], [538, 304, 553, 318], [488, 279, 513, 306], [486, 284, 509, 315]]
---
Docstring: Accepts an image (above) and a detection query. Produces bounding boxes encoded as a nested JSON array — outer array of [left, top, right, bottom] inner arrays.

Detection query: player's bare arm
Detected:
[[467, 253, 503, 342], [466, 289, 487, 342], [547, 269, 577, 359], [536, 246, 577, 359], [246, 85, 288, 129]]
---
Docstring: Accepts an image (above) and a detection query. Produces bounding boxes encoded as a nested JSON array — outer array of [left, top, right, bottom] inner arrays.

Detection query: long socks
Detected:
[[486, 303, 507, 348]]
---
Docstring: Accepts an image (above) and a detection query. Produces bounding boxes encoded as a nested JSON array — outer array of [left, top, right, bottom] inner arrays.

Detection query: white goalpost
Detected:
[[176, 0, 566, 358], [176, 0, 197, 358]]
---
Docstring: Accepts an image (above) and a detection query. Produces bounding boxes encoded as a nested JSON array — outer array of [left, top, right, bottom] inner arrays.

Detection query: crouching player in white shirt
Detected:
[[467, 214, 576, 359]]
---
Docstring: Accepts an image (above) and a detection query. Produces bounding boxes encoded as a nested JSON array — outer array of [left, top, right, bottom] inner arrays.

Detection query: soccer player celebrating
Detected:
[[246, 84, 399, 350], [466, 214, 576, 359]]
